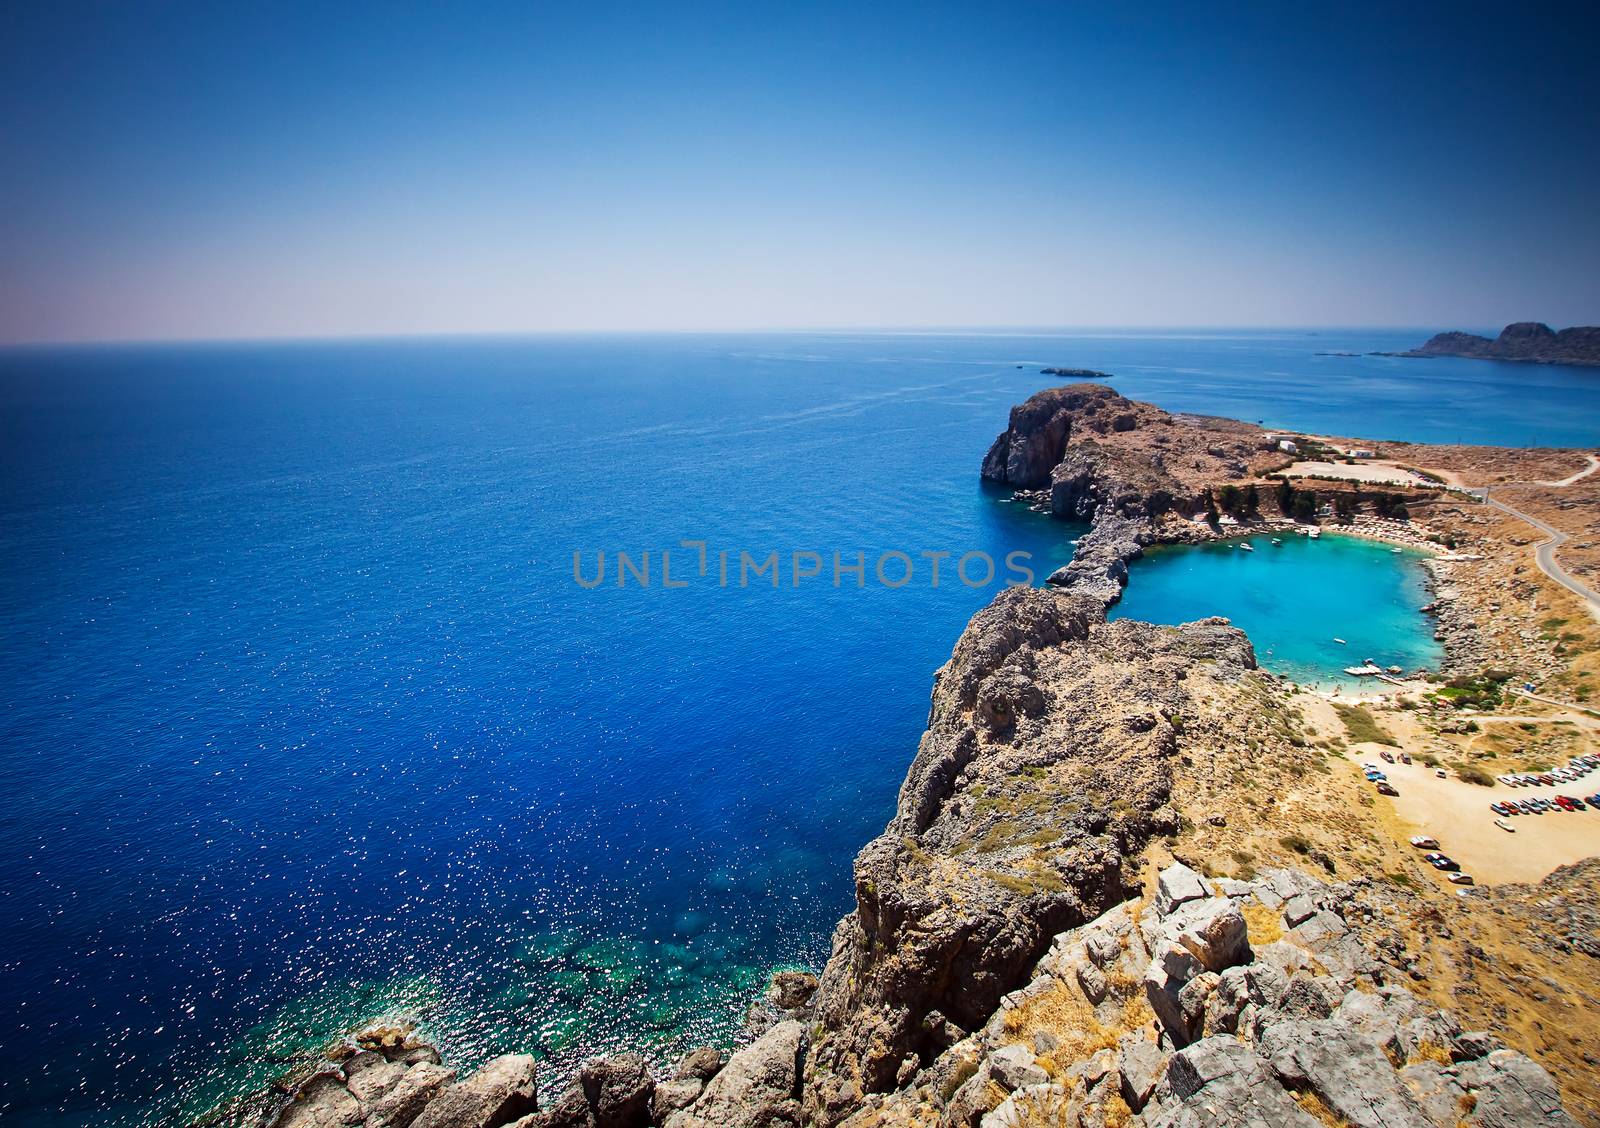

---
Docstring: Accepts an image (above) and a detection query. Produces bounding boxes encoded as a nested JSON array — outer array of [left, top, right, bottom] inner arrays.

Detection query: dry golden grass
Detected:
[[1003, 980, 1122, 1076], [1409, 1040, 1453, 1067], [1241, 901, 1284, 945], [1293, 1090, 1351, 1127], [1003, 1085, 1073, 1127]]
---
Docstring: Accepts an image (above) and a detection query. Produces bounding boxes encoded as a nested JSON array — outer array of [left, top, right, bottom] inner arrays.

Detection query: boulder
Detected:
[[1175, 901, 1249, 972], [668, 1019, 806, 1128], [579, 1054, 653, 1127], [1117, 1033, 1165, 1111], [1148, 1036, 1319, 1127], [1454, 1049, 1578, 1127], [1259, 1019, 1426, 1127], [1156, 864, 1208, 916], [987, 1044, 1048, 1092], [769, 970, 819, 1010], [271, 1072, 361, 1128], [411, 1055, 538, 1128], [365, 1062, 457, 1128], [673, 1048, 725, 1082], [345, 1057, 408, 1106], [652, 1078, 703, 1122]]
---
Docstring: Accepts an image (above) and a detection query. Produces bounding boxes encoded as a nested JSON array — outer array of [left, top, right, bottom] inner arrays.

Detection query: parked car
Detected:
[[1424, 853, 1460, 871], [1376, 782, 1398, 796], [1409, 835, 1439, 849], [1490, 802, 1512, 816], [1435, 769, 1448, 779], [1448, 873, 1475, 885]]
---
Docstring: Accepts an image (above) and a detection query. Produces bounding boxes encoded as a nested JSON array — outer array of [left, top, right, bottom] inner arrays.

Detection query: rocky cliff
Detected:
[[980, 384, 1287, 603], [1392, 323, 1600, 367], [803, 590, 1253, 1123]]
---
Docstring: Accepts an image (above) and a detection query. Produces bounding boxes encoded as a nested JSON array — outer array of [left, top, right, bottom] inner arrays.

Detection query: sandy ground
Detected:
[[1345, 745, 1600, 884], [1287, 460, 1433, 486]]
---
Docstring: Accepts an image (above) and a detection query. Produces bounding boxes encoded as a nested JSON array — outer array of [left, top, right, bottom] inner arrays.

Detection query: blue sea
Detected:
[[3, 330, 1598, 1127]]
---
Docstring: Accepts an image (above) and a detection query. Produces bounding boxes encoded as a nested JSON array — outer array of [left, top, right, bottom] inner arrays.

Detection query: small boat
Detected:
[[1344, 666, 1379, 676], [1333, 637, 1347, 645], [1307, 527, 1321, 538], [1494, 819, 1515, 833], [1391, 546, 1403, 554], [1270, 538, 1282, 545], [1240, 542, 1255, 552]]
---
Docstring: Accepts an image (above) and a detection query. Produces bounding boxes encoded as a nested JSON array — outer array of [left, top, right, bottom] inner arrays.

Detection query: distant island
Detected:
[[1379, 321, 1600, 367], [1039, 366, 1114, 379]]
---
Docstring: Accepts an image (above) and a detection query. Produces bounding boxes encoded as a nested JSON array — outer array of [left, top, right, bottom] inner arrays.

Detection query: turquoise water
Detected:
[[1, 330, 1595, 1127], [1112, 533, 1441, 686]]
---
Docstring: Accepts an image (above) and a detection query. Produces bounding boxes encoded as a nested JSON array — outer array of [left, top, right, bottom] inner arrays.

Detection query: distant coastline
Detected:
[[1374, 321, 1600, 367]]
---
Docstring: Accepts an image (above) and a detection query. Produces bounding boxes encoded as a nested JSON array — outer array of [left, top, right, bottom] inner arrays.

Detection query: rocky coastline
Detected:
[[1379, 323, 1600, 368], [234, 384, 1590, 1128]]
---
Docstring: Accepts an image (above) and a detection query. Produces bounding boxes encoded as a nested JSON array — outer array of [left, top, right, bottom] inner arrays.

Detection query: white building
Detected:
[[1277, 439, 1298, 454]]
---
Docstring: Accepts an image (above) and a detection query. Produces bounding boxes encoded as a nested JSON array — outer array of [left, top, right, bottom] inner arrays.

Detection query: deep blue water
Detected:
[[3, 331, 1598, 1127]]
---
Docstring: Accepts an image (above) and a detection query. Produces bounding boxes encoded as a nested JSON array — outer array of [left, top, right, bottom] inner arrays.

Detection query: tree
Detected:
[[1217, 484, 1243, 513], [1334, 495, 1356, 524], [1372, 493, 1410, 520], [1292, 491, 1317, 522], [1244, 483, 1260, 516], [1276, 478, 1294, 516], [1203, 488, 1219, 523]]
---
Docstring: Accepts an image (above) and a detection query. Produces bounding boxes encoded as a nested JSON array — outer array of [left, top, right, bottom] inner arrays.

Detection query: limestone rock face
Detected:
[[820, 857, 1579, 1125], [803, 588, 1256, 1123]]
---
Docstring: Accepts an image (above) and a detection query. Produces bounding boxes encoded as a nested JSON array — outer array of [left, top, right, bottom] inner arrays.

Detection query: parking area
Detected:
[[1348, 747, 1600, 884]]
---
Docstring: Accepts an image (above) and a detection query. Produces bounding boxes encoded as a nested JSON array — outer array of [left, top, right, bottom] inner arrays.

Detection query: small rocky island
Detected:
[[1040, 367, 1115, 380], [1384, 322, 1600, 367]]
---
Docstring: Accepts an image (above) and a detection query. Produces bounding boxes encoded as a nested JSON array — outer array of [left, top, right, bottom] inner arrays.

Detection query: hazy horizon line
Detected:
[[0, 322, 1505, 351]]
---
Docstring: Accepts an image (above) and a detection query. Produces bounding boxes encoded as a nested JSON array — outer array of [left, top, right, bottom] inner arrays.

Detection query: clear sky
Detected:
[[2, 2, 1597, 343]]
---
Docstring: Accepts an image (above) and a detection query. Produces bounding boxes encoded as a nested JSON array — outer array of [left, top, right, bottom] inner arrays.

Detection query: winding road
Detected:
[[1480, 475, 1600, 622]]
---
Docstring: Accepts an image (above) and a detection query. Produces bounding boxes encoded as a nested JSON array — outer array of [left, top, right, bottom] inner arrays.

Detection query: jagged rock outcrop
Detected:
[[829, 862, 1578, 1128], [1392, 323, 1600, 367], [802, 586, 1257, 1124], [980, 384, 1288, 604]]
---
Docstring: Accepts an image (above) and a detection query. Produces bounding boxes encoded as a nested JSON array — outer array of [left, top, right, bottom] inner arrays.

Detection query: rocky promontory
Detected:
[[980, 384, 1289, 602], [1386, 323, 1600, 367]]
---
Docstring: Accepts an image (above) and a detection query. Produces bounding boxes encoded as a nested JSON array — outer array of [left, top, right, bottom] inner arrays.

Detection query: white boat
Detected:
[[1333, 637, 1346, 644], [1240, 542, 1254, 552], [1391, 547, 1402, 553], [1307, 527, 1321, 538], [1344, 666, 1379, 676], [1270, 538, 1282, 545]]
